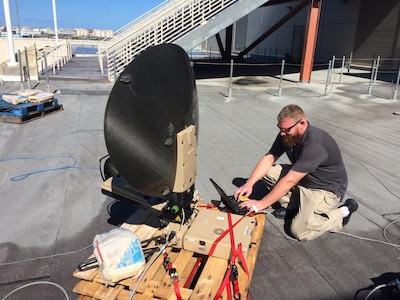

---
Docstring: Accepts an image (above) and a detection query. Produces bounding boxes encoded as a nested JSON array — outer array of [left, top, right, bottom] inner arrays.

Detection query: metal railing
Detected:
[[194, 56, 400, 101], [36, 43, 73, 77], [99, 0, 238, 81]]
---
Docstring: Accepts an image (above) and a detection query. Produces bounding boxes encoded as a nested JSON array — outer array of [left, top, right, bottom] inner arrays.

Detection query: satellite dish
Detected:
[[104, 44, 199, 197]]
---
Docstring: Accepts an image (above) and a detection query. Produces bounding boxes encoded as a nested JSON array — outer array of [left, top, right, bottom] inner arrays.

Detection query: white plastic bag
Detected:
[[93, 228, 145, 284]]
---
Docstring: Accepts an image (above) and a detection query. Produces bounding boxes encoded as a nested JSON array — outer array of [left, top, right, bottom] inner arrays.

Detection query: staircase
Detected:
[[99, 0, 269, 81]]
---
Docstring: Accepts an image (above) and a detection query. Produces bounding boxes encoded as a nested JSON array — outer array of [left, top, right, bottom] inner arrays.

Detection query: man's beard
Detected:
[[283, 133, 301, 148]]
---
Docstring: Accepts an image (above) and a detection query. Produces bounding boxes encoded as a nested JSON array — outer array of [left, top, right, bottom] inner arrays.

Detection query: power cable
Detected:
[[334, 231, 400, 249], [0, 155, 99, 299], [383, 219, 400, 250], [363, 284, 387, 300], [363, 280, 400, 300], [2, 281, 69, 300], [0, 155, 97, 181], [128, 231, 176, 300], [0, 155, 96, 267], [264, 208, 400, 248], [0, 244, 92, 267]]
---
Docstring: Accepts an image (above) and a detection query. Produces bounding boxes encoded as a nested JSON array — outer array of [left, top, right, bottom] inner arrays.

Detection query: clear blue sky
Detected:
[[1, 0, 167, 31]]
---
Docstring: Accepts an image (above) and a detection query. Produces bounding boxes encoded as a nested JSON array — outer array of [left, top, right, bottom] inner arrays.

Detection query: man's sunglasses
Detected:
[[277, 119, 302, 133]]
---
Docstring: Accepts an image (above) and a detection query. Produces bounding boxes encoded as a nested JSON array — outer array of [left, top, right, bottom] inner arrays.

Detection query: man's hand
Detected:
[[239, 199, 265, 213], [234, 184, 253, 200]]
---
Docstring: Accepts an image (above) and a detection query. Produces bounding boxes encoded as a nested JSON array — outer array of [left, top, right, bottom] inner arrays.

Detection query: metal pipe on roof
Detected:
[[52, 0, 59, 45], [2, 0, 17, 65]]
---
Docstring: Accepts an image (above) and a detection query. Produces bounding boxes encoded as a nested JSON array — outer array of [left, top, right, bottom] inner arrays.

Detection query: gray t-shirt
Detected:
[[269, 123, 348, 198]]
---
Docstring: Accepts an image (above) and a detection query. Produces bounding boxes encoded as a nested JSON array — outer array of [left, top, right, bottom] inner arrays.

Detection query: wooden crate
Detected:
[[73, 208, 265, 300]]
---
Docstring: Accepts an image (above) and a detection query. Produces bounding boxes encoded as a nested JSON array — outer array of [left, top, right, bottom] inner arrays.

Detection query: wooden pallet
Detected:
[[73, 208, 265, 300], [0, 98, 63, 124]]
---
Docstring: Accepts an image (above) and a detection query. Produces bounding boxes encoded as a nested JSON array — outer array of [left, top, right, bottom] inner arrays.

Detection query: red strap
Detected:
[[183, 256, 203, 288], [226, 213, 239, 299], [214, 267, 232, 300], [163, 251, 183, 300], [211, 212, 255, 300], [173, 273, 182, 300], [208, 213, 248, 257], [232, 244, 250, 280], [198, 204, 216, 209], [213, 243, 251, 300], [227, 213, 236, 262]]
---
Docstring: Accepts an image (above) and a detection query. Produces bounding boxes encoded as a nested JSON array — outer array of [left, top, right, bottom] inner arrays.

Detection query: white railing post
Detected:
[[373, 55, 380, 83], [339, 55, 345, 84], [24, 46, 31, 89], [227, 59, 234, 100], [330, 55, 335, 85], [324, 60, 332, 96], [368, 59, 376, 95], [393, 64, 400, 100], [278, 59, 285, 96], [18, 50, 24, 91]]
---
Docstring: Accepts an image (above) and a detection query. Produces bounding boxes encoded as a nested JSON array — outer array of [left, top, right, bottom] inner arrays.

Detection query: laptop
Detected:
[[209, 178, 249, 215], [183, 209, 256, 260]]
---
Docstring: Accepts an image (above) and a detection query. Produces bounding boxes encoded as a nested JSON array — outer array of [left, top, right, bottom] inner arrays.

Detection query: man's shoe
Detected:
[[272, 207, 286, 219], [339, 198, 358, 226]]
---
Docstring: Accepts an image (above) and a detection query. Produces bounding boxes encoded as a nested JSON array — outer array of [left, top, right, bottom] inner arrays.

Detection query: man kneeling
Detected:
[[235, 104, 358, 241]]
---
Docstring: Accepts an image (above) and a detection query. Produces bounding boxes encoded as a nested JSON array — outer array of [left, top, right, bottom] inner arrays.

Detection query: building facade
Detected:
[[207, 0, 400, 69]]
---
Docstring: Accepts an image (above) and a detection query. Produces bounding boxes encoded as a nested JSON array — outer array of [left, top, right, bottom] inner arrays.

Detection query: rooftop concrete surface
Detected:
[[0, 55, 400, 299]]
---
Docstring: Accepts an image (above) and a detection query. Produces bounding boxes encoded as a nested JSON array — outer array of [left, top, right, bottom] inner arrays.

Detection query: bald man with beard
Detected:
[[235, 104, 358, 241]]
